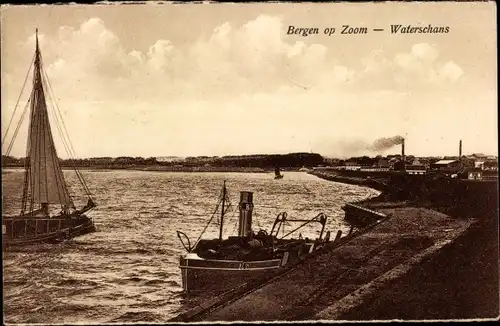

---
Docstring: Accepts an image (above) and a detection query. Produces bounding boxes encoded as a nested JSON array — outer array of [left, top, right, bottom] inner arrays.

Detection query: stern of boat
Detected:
[[68, 214, 97, 237], [2, 213, 96, 248]]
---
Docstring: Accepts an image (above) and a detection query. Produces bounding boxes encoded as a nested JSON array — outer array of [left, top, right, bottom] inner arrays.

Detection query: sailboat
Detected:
[[2, 29, 97, 248], [176, 181, 331, 295], [274, 166, 284, 179]]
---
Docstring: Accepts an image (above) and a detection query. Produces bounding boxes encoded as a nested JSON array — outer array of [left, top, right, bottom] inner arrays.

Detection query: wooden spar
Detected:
[[219, 181, 226, 241]]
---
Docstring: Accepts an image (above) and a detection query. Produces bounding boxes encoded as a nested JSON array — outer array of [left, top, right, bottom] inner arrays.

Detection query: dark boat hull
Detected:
[[179, 254, 284, 295], [2, 215, 96, 248]]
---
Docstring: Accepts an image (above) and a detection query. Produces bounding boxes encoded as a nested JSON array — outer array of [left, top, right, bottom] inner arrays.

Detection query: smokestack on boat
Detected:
[[459, 139, 462, 158], [238, 191, 254, 237]]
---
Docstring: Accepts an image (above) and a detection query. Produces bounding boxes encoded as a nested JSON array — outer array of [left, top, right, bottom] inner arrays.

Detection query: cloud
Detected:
[[11, 16, 466, 105], [411, 43, 439, 63], [355, 43, 465, 92], [393, 43, 464, 88], [4, 15, 486, 159], [438, 61, 464, 83]]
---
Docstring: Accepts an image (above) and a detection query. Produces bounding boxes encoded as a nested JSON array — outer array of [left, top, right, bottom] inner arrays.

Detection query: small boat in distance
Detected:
[[176, 181, 331, 295], [274, 166, 284, 179], [299, 166, 311, 173], [2, 29, 97, 248]]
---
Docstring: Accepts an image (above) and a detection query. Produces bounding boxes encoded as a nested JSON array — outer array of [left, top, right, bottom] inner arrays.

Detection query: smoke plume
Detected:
[[369, 135, 404, 152], [315, 135, 405, 158]]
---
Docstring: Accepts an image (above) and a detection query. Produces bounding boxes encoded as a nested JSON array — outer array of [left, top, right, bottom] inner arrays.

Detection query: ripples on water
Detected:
[[2, 169, 379, 323]]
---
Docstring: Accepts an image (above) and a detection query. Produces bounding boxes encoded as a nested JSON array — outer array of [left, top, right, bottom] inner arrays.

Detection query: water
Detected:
[[2, 169, 380, 323]]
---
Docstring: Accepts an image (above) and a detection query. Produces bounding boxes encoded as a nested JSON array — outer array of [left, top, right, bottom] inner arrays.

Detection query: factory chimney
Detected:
[[401, 138, 406, 171], [459, 139, 462, 159]]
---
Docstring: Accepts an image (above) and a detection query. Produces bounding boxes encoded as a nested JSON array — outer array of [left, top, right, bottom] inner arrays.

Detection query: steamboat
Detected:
[[177, 182, 331, 295]]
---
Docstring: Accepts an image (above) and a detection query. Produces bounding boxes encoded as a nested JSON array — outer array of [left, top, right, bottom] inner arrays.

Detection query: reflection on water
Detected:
[[2, 169, 379, 323]]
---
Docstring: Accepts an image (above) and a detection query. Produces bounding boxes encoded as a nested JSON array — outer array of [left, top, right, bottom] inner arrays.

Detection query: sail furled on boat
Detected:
[[22, 37, 74, 210]]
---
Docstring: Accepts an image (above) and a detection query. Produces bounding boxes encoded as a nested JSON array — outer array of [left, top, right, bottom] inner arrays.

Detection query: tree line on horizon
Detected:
[[1, 153, 324, 168], [3, 152, 496, 169]]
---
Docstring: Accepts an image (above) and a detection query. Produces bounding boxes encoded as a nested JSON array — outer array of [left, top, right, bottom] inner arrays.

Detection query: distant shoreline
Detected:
[[2, 165, 304, 173]]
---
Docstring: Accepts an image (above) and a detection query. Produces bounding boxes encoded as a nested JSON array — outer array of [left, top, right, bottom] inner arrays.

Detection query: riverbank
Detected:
[[308, 169, 390, 193], [173, 204, 484, 322], [309, 169, 499, 320], [335, 214, 499, 320]]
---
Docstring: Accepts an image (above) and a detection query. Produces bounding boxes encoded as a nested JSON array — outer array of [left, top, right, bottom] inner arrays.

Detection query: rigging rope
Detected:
[[2, 53, 35, 150], [39, 64, 77, 171], [193, 185, 233, 247], [5, 96, 31, 156], [282, 217, 286, 237], [39, 54, 93, 199], [215, 186, 232, 225], [42, 68, 76, 157], [230, 209, 239, 235], [40, 85, 77, 209], [192, 197, 223, 250]]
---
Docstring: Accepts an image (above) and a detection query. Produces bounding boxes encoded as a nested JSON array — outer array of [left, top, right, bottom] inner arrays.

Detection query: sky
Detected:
[[1, 2, 497, 159]]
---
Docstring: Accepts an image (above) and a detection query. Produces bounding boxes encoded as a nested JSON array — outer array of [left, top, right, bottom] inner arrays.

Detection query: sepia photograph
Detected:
[[1, 1, 498, 324]]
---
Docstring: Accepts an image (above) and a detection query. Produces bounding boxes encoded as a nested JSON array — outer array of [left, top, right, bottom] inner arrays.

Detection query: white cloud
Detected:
[[439, 61, 464, 83], [362, 50, 391, 74], [14, 16, 466, 103], [411, 43, 439, 63], [3, 15, 485, 158]]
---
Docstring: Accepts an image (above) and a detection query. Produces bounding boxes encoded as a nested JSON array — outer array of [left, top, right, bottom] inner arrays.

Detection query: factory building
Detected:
[[405, 164, 427, 175], [430, 159, 463, 173], [467, 168, 483, 180]]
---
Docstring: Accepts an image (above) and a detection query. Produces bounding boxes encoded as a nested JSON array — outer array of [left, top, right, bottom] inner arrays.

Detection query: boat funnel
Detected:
[[238, 191, 254, 237]]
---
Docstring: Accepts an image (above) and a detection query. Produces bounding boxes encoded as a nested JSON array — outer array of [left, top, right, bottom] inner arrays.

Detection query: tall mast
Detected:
[[219, 181, 226, 241], [21, 28, 75, 214], [35, 28, 39, 57], [11, 28, 95, 215], [34, 28, 41, 77]]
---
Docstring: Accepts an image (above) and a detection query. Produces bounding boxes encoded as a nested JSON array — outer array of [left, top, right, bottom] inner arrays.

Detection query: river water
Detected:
[[2, 169, 379, 323]]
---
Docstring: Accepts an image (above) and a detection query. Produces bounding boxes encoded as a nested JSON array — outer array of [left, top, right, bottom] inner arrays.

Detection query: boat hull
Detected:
[[179, 254, 284, 295], [2, 214, 96, 248]]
